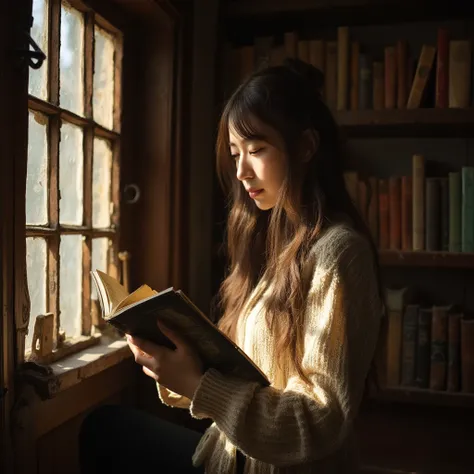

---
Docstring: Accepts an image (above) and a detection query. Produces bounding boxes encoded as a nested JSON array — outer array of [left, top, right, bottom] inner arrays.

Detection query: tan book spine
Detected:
[[449, 40, 472, 108], [337, 26, 349, 110], [407, 44, 436, 109]]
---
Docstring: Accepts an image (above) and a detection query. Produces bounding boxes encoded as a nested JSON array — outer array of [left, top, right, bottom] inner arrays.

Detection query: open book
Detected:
[[91, 270, 269, 386]]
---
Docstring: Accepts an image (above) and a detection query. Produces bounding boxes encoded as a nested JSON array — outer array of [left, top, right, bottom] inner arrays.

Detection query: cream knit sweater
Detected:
[[158, 222, 383, 473]]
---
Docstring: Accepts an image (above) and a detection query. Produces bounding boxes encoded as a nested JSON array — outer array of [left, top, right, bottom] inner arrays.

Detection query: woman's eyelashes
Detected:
[[249, 147, 264, 155], [230, 147, 265, 161]]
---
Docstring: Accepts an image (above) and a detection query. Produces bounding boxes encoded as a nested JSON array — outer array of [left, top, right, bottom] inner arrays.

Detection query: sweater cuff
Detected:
[[190, 368, 258, 421]]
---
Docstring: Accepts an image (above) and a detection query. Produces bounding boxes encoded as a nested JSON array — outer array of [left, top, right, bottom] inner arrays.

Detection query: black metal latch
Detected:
[[14, 15, 46, 70]]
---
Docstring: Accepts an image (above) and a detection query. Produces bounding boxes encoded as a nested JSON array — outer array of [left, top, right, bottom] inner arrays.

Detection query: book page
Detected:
[[93, 270, 130, 316], [115, 285, 157, 313]]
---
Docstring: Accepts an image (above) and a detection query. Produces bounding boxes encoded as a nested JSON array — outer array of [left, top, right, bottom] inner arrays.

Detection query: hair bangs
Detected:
[[227, 86, 271, 142]]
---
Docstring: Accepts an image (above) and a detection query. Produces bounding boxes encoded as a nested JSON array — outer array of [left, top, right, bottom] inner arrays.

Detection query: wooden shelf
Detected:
[[335, 108, 474, 137], [372, 386, 474, 409], [378, 250, 474, 268], [223, 0, 474, 26]]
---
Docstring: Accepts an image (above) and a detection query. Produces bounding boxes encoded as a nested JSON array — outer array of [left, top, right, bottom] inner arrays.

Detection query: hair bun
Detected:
[[283, 57, 324, 92]]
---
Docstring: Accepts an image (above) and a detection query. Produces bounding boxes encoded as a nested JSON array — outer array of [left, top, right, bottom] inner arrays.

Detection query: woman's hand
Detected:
[[126, 322, 204, 400]]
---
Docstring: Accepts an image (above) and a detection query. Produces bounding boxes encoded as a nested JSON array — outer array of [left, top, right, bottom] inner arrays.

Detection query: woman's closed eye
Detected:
[[249, 147, 265, 156]]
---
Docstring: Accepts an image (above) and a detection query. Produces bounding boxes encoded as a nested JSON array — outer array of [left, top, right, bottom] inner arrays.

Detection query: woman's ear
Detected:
[[301, 129, 320, 163]]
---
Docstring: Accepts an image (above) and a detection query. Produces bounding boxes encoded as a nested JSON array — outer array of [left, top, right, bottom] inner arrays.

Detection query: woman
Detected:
[[79, 58, 384, 474]]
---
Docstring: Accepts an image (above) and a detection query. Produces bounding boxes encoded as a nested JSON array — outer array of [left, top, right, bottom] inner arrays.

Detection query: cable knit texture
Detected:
[[157, 222, 383, 474]]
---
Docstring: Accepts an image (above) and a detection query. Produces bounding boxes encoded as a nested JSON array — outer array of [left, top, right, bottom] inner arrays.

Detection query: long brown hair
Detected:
[[216, 58, 384, 385]]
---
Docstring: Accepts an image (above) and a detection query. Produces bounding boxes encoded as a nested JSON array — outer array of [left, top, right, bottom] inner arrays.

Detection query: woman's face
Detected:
[[229, 118, 287, 211]]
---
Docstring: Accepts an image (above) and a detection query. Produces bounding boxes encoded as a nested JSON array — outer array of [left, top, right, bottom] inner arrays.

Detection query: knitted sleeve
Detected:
[[189, 232, 382, 467]]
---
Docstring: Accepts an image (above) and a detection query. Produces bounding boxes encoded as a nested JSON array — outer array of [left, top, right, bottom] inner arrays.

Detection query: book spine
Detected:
[[449, 171, 462, 252], [425, 177, 441, 251], [429, 305, 448, 390], [337, 26, 349, 111], [447, 312, 462, 392], [397, 40, 407, 108], [325, 41, 338, 110], [359, 53, 372, 110], [415, 308, 432, 388], [462, 166, 474, 252], [350, 41, 360, 110], [407, 45, 436, 109], [412, 154, 425, 251], [389, 176, 401, 250], [401, 175, 413, 251], [401, 304, 418, 386], [373, 61, 384, 110], [449, 40, 472, 108], [378, 178, 389, 250], [384, 46, 396, 109], [435, 28, 449, 108]]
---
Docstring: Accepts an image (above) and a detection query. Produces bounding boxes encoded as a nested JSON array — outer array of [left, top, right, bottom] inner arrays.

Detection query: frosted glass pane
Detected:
[[60, 3, 84, 115], [25, 237, 47, 353], [26, 111, 48, 225], [59, 122, 83, 224], [91, 238, 109, 299], [29, 0, 48, 99], [92, 138, 112, 228], [93, 26, 115, 129], [59, 234, 82, 339]]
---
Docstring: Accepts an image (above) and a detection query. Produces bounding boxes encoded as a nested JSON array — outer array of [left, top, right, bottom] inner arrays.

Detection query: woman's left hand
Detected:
[[126, 322, 204, 400]]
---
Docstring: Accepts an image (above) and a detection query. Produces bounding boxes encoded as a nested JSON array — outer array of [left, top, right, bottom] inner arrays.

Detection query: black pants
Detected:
[[79, 404, 245, 474]]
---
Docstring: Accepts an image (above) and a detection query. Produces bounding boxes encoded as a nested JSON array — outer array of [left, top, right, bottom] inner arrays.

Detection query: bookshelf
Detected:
[[379, 250, 474, 268], [213, 3, 474, 472], [223, 0, 473, 26], [336, 108, 474, 138], [373, 386, 474, 409]]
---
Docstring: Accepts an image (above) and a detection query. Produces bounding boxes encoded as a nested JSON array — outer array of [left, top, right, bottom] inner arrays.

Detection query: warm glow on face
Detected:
[[229, 118, 287, 211]]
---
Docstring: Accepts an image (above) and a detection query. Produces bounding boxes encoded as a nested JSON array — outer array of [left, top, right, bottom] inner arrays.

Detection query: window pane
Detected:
[[91, 238, 109, 299], [29, 0, 48, 99], [60, 2, 84, 115], [26, 111, 48, 225], [59, 122, 83, 225], [93, 26, 115, 129], [59, 234, 82, 338], [93, 138, 112, 228], [25, 237, 47, 353]]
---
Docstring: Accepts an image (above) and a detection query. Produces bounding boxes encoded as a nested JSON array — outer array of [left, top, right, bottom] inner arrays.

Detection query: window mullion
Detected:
[[48, 115, 60, 346], [49, 0, 60, 106], [82, 12, 94, 336]]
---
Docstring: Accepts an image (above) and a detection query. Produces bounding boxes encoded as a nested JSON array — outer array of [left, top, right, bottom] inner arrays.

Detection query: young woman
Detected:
[[79, 58, 384, 474]]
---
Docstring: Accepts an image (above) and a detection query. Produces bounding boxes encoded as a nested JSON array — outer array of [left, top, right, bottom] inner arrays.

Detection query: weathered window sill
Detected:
[[18, 335, 133, 399]]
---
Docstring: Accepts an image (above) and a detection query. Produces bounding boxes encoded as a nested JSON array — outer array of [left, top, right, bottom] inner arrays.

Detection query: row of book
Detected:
[[344, 155, 474, 253], [385, 287, 474, 393], [221, 27, 473, 111]]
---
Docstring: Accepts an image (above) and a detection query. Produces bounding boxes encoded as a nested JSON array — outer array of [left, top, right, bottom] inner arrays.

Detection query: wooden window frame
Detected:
[[4, 0, 184, 409], [24, 0, 124, 362]]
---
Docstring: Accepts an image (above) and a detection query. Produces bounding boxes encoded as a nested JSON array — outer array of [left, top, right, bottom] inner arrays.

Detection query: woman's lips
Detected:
[[249, 189, 263, 199]]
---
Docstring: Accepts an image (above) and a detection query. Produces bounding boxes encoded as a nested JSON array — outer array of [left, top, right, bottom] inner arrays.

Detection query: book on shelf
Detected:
[[223, 26, 473, 111], [91, 270, 270, 386]]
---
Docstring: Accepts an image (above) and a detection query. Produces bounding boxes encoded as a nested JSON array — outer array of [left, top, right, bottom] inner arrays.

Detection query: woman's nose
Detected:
[[236, 155, 253, 181]]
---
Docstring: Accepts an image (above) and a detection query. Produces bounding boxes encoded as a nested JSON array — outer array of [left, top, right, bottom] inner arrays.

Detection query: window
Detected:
[[25, 0, 123, 358]]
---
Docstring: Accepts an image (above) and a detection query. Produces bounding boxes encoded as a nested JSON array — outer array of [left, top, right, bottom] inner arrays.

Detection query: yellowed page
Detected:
[[94, 270, 130, 317], [115, 284, 157, 312]]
